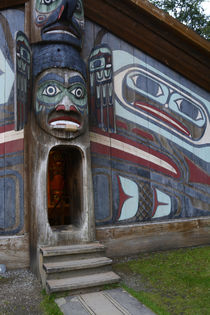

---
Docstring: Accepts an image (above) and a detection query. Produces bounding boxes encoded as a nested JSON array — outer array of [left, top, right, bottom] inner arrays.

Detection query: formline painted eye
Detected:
[[131, 74, 163, 97], [42, 85, 61, 96], [175, 98, 203, 121], [71, 87, 84, 99]]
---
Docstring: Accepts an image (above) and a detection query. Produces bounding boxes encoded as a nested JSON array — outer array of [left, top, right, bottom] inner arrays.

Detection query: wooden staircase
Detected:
[[39, 242, 120, 294]]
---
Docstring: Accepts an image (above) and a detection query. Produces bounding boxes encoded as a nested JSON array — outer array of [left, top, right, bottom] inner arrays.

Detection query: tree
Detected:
[[149, 0, 210, 40]]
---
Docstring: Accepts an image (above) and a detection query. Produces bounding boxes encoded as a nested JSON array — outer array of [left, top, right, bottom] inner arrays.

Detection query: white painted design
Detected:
[[118, 176, 139, 221], [0, 130, 24, 144], [152, 188, 171, 218], [90, 132, 178, 175], [0, 50, 14, 104]]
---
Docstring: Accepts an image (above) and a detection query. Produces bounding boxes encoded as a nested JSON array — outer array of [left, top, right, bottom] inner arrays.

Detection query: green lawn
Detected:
[[113, 246, 210, 315], [41, 290, 63, 315]]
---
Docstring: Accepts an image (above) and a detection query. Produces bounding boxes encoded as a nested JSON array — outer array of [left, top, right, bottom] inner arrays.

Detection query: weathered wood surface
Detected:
[[84, 0, 210, 92], [96, 217, 210, 257], [0, 234, 30, 269]]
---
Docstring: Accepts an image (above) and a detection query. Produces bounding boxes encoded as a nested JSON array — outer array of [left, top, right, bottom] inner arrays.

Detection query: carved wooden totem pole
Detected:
[[26, 0, 95, 274]]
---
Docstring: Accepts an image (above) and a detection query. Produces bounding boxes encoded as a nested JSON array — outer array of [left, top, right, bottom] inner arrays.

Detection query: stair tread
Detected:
[[47, 271, 120, 292], [40, 242, 105, 257], [44, 257, 112, 273]]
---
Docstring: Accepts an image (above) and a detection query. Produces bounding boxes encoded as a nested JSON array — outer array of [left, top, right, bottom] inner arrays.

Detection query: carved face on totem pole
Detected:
[[33, 44, 87, 139], [31, 0, 84, 48]]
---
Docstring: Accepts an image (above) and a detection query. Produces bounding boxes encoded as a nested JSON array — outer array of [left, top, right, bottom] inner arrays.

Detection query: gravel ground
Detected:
[[0, 269, 44, 315], [0, 258, 148, 315]]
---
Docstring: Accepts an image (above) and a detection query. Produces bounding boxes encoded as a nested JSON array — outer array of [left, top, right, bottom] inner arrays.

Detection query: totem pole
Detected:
[[24, 0, 95, 275]]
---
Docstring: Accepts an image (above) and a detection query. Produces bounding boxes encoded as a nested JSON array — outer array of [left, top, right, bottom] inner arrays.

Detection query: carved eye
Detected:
[[41, 0, 56, 5], [42, 85, 61, 96], [75, 1, 82, 12], [71, 87, 84, 99]]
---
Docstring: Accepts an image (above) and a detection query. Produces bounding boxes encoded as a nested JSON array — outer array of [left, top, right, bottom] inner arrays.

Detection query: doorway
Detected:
[[47, 146, 82, 228]]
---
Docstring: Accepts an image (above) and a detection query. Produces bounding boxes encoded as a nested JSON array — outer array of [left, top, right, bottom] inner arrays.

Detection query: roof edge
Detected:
[[0, 0, 27, 10], [130, 0, 210, 52]]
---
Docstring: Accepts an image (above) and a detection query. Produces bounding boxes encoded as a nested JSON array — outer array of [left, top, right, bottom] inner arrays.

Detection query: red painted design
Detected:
[[91, 141, 180, 178], [117, 175, 132, 219], [0, 124, 15, 133], [151, 188, 169, 217], [116, 120, 128, 130], [109, 105, 114, 131], [132, 127, 154, 141], [90, 141, 111, 156], [0, 139, 24, 155], [90, 126, 110, 135], [103, 105, 108, 130], [185, 157, 210, 185], [135, 101, 191, 137]]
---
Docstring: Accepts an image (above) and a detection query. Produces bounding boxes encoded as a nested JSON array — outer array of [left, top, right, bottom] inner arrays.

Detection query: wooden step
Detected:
[[43, 257, 112, 273], [46, 271, 120, 293], [40, 243, 105, 257]]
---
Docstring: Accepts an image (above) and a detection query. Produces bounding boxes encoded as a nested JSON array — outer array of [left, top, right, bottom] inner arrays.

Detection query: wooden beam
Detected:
[[84, 0, 210, 92], [0, 234, 30, 269], [0, 0, 28, 10], [96, 217, 210, 257]]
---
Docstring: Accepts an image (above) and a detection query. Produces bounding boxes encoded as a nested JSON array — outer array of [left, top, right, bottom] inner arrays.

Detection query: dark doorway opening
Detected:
[[47, 146, 82, 227]]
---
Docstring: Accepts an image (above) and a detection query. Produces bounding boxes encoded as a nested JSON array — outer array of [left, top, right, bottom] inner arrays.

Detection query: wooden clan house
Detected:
[[0, 0, 209, 293]]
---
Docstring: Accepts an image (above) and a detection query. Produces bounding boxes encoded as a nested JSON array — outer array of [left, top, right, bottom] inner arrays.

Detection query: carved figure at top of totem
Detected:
[[30, 0, 84, 49], [33, 44, 87, 139]]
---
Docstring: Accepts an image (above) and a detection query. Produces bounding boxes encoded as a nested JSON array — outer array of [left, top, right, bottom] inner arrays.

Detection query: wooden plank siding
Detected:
[[96, 218, 210, 257]]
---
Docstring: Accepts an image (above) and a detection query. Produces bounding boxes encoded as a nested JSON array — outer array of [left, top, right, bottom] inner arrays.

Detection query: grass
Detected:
[[114, 246, 210, 315], [40, 290, 63, 315]]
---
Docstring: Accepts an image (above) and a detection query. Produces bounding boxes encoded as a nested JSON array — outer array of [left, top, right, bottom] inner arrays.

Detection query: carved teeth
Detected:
[[45, 30, 77, 38], [50, 120, 80, 131], [50, 120, 79, 126]]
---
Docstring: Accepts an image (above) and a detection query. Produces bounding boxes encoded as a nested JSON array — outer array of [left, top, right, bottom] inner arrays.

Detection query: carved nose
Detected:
[[69, 105, 79, 113], [55, 96, 79, 113], [56, 105, 65, 111], [56, 95, 72, 111]]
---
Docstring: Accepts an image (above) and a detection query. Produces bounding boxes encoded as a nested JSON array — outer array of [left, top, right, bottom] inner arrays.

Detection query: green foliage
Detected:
[[40, 290, 63, 315], [115, 246, 210, 315], [149, 0, 210, 39]]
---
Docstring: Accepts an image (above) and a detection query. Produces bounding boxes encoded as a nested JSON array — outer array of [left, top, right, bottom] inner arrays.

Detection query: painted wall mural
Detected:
[[83, 21, 210, 226], [0, 9, 25, 235], [14, 31, 31, 131], [89, 44, 115, 133]]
